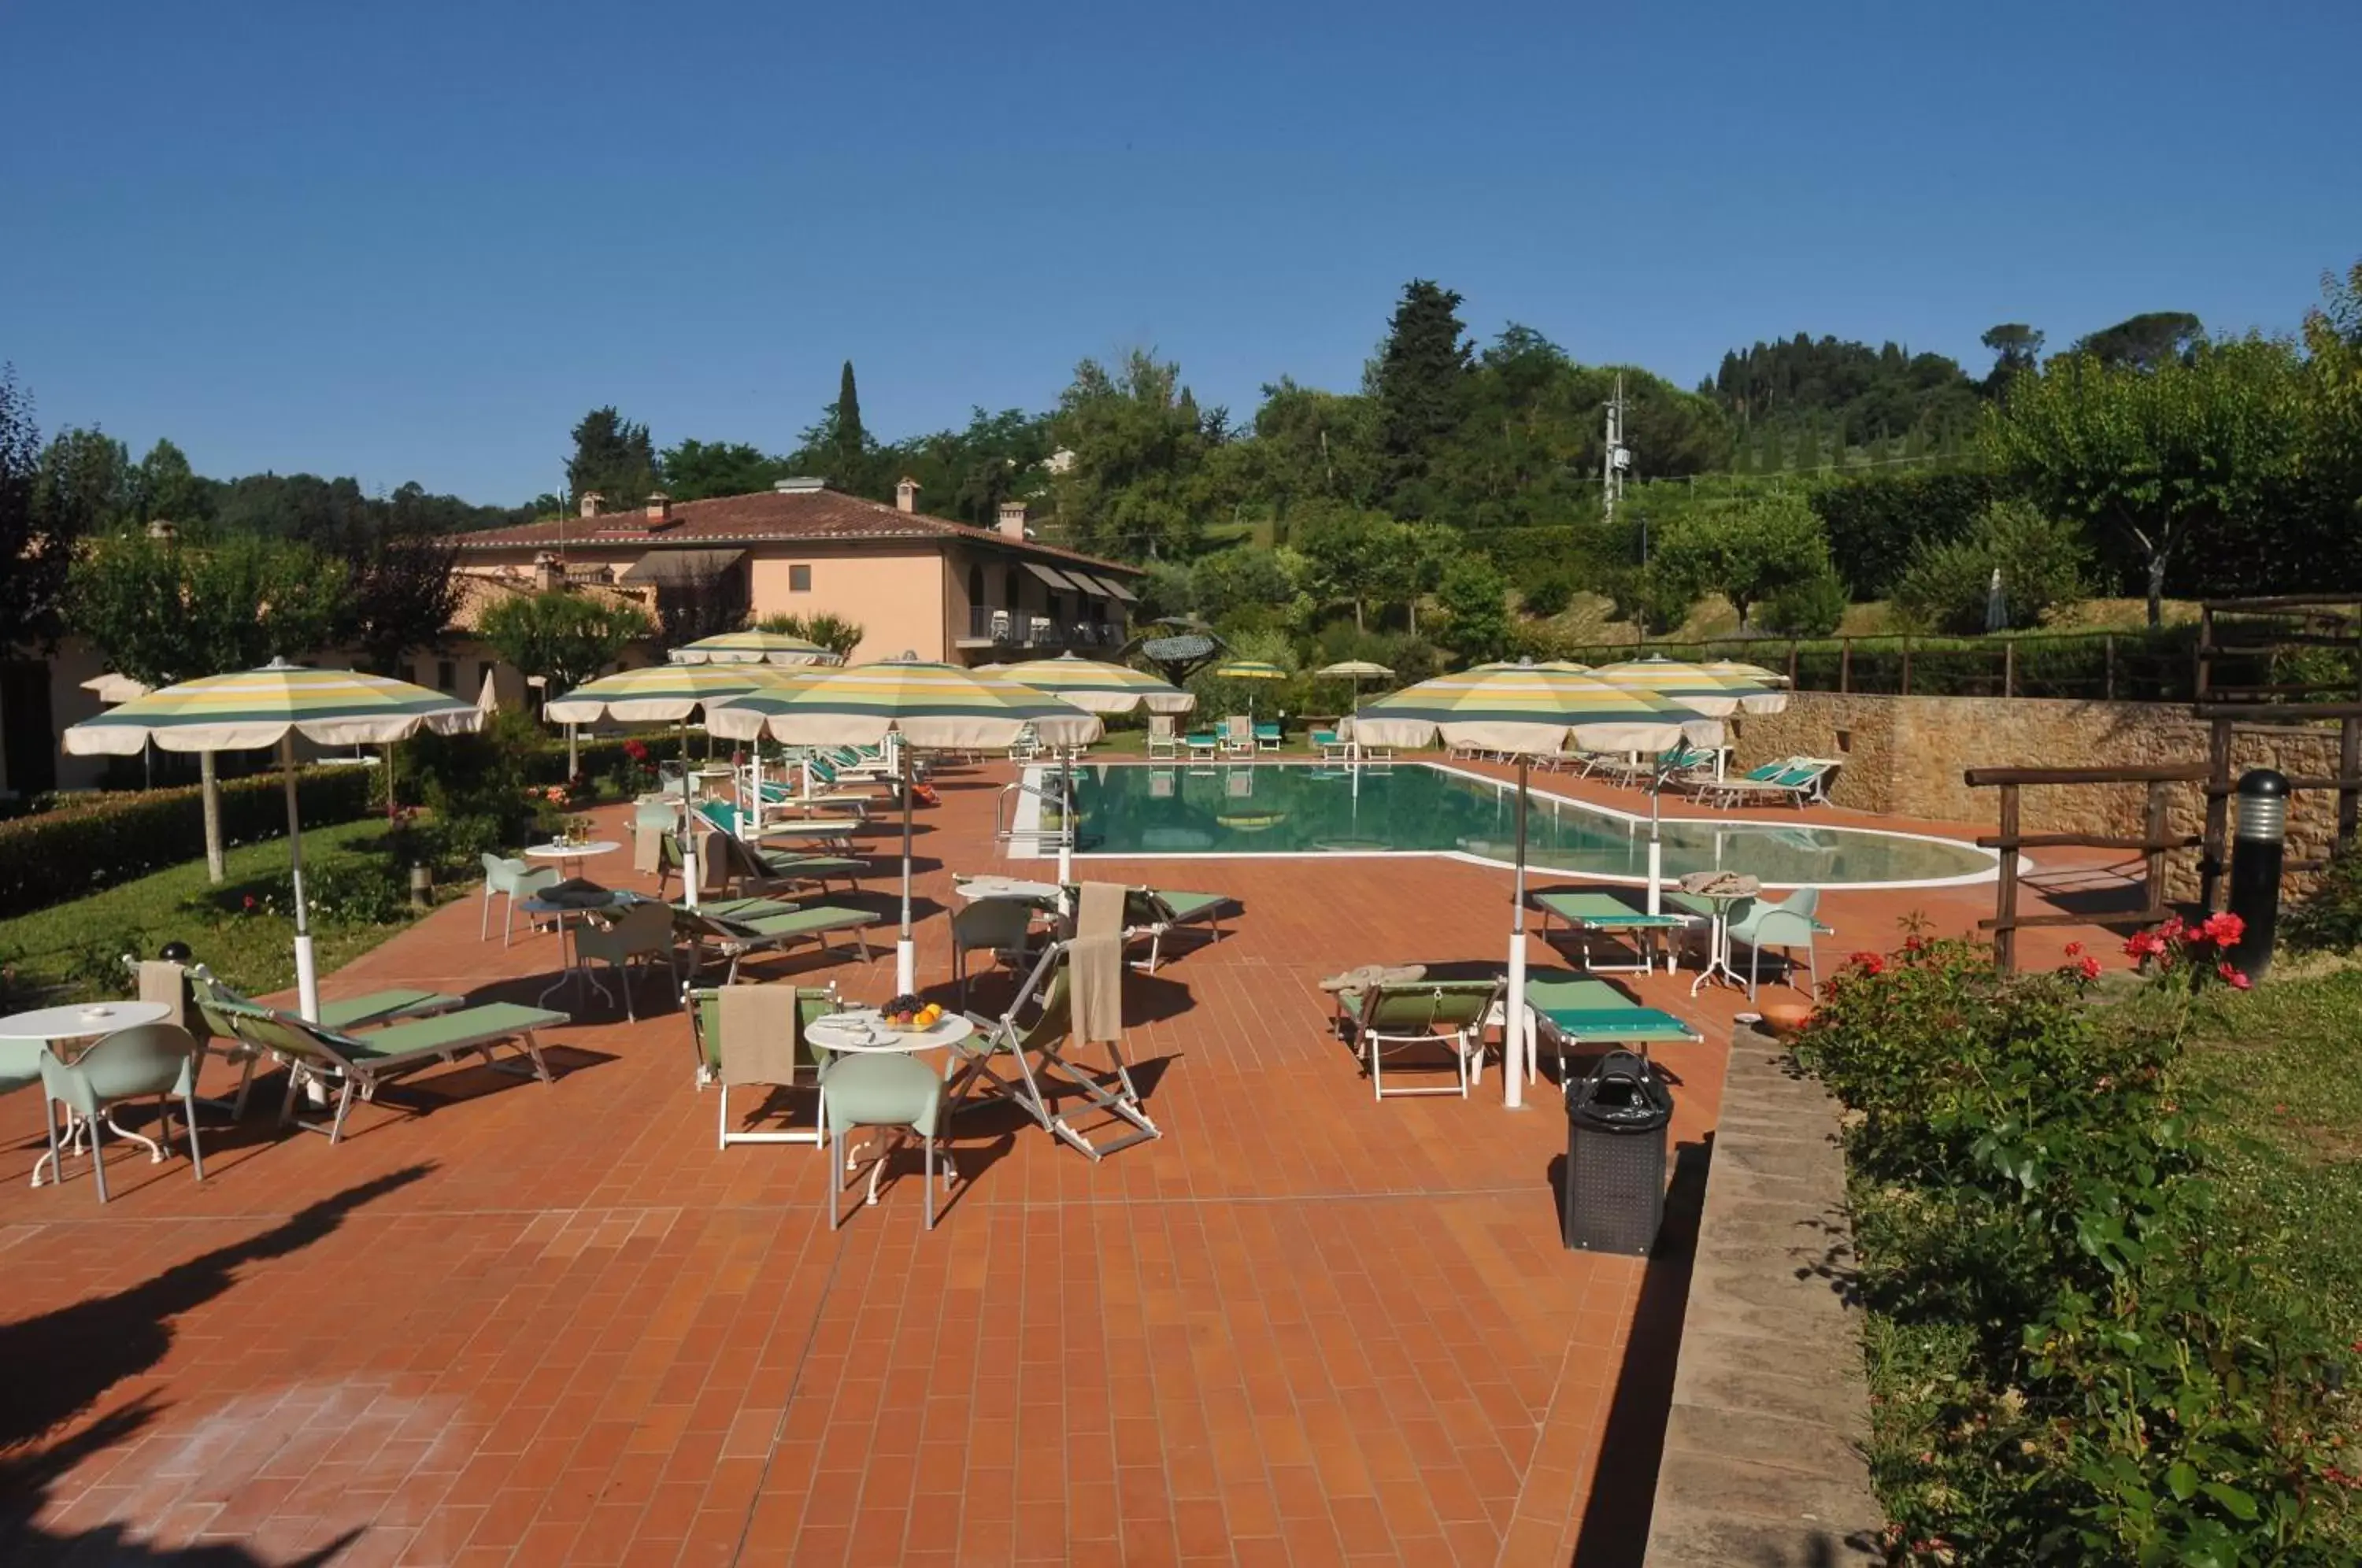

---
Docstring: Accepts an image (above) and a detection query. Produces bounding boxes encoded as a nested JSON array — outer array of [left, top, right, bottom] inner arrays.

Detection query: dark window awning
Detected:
[[1085, 572, 1138, 603], [618, 549, 746, 584], [1022, 560, 1080, 593]]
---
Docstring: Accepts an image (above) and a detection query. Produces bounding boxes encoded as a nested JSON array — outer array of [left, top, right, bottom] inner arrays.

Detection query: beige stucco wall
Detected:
[[1734, 692, 2349, 899], [746, 548, 947, 663]]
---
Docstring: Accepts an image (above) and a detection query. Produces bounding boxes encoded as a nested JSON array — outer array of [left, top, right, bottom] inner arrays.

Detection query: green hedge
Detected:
[[0, 767, 376, 918]]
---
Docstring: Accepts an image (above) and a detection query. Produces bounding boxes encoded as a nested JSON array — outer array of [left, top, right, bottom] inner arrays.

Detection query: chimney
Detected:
[[531, 551, 561, 592], [577, 491, 602, 519], [997, 500, 1027, 539], [895, 475, 920, 513], [645, 490, 671, 520]]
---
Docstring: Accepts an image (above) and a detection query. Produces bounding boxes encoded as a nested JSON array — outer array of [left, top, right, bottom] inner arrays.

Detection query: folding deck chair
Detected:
[[232, 1003, 572, 1143], [1531, 891, 1694, 975], [1520, 970, 1700, 1081], [687, 982, 842, 1143], [946, 934, 1162, 1160], [672, 900, 878, 985]]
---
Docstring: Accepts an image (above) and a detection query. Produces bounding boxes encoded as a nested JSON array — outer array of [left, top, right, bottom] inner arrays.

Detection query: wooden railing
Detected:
[[2195, 703, 2362, 906], [1964, 764, 2208, 973]]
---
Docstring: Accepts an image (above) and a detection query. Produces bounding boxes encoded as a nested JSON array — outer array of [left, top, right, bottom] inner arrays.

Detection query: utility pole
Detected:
[[1601, 372, 1630, 523]]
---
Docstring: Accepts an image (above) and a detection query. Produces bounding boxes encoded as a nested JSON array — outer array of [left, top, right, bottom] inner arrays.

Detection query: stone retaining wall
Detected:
[[1727, 693, 2347, 900]]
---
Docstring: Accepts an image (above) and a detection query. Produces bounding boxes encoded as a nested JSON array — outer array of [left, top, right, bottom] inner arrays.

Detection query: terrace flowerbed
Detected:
[[1799, 925, 2362, 1564]]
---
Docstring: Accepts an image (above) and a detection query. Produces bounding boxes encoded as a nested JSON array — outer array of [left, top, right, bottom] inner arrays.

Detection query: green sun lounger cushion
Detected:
[[316, 989, 466, 1030], [336, 1003, 571, 1060], [1522, 974, 1699, 1045], [1534, 892, 1686, 928]]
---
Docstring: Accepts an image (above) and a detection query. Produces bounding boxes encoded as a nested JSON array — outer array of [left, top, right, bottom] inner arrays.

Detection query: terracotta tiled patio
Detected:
[[0, 760, 2138, 1567]]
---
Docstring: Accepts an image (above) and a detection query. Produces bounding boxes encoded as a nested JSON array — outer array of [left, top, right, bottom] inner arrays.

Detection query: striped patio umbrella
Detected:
[[1696, 658, 1790, 686], [1210, 660, 1287, 681], [990, 652, 1195, 716], [62, 660, 485, 1022], [546, 664, 817, 908], [706, 661, 1105, 992], [1475, 657, 1594, 675], [1348, 664, 1720, 1110], [1314, 660, 1394, 680], [1589, 655, 1789, 717], [666, 630, 842, 667]]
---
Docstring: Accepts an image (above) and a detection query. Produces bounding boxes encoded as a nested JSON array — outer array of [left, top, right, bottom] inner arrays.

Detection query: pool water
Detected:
[[1055, 761, 1996, 888]]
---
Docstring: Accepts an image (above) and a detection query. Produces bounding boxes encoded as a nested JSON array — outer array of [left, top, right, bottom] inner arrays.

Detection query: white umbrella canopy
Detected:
[[1348, 663, 1720, 1109], [665, 630, 842, 667], [61, 660, 486, 1021], [986, 652, 1195, 716], [80, 672, 152, 704], [1590, 656, 1789, 717], [707, 660, 1105, 993]]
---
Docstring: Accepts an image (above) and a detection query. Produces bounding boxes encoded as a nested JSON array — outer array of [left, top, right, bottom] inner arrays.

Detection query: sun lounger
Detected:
[[1031, 883, 1234, 971], [1183, 731, 1219, 762], [1520, 970, 1700, 1078], [672, 901, 877, 985], [1699, 757, 1837, 809], [946, 937, 1161, 1159], [185, 967, 465, 1119], [233, 1003, 572, 1143], [1334, 974, 1504, 1099], [1532, 891, 1694, 974]]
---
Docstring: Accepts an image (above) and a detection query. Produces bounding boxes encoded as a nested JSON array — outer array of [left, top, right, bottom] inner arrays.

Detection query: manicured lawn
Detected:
[[0, 818, 446, 1009]]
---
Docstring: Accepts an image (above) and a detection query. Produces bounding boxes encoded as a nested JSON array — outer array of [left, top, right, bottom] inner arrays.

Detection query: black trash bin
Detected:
[[1563, 1049, 1673, 1254]]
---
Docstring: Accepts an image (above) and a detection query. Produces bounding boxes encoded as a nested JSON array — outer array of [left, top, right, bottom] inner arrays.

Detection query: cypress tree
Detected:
[[1374, 279, 1472, 516]]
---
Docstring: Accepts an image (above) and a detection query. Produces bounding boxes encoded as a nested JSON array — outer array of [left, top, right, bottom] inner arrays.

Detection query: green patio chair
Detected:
[[821, 1053, 949, 1231], [235, 1002, 572, 1144], [37, 1023, 206, 1204], [1338, 975, 1503, 1100], [571, 900, 678, 1021], [1723, 887, 1831, 999], [1520, 969, 1700, 1080], [480, 852, 558, 945], [952, 897, 1041, 1009], [687, 982, 841, 1144]]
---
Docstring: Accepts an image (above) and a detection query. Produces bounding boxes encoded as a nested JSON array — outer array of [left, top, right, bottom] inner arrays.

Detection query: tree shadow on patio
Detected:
[[0, 1164, 431, 1455], [1565, 1132, 1713, 1568]]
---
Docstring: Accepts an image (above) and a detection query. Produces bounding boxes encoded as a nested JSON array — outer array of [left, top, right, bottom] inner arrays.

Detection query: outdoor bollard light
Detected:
[[409, 863, 434, 912], [2228, 767, 2287, 982]]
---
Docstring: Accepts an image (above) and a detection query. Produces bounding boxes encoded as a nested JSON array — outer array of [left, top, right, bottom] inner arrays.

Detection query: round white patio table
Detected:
[[951, 875, 1062, 905], [0, 1000, 176, 1187], [524, 839, 620, 875], [805, 1010, 976, 1202]]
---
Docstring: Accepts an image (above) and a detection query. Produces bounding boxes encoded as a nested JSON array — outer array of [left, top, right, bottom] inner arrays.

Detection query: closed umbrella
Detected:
[[1590, 655, 1789, 718], [544, 664, 816, 908], [62, 661, 484, 1021], [706, 660, 1103, 993], [1351, 664, 1717, 1108], [667, 630, 842, 667]]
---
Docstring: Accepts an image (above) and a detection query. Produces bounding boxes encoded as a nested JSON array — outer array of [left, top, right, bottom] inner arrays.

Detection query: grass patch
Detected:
[[0, 819, 448, 1010]]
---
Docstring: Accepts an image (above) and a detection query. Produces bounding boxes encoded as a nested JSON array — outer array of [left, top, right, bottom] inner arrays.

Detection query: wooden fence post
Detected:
[[2144, 779, 2171, 912], [1787, 640, 1799, 688], [1994, 783, 2020, 974], [1839, 638, 1853, 694], [2004, 641, 2016, 699], [2201, 717, 2233, 911], [2105, 634, 2117, 701], [1901, 636, 1912, 697], [2342, 716, 2360, 859]]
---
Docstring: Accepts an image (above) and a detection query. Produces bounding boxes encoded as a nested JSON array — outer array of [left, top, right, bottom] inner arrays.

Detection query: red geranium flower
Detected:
[[2218, 962, 2253, 991], [2201, 912, 2245, 947], [2077, 956, 2101, 982], [1848, 950, 1887, 974], [2123, 930, 2168, 960]]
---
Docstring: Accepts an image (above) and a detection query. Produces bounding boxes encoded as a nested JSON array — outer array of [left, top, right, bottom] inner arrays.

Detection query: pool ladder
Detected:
[[994, 777, 1073, 858]]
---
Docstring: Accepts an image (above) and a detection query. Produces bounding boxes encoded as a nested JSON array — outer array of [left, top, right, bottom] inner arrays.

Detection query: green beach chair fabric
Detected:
[[1520, 971, 1699, 1077], [1532, 891, 1694, 974], [236, 1002, 572, 1143], [672, 902, 878, 985]]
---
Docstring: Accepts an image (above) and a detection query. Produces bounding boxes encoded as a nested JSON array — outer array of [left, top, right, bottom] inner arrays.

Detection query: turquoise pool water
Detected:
[[1058, 762, 1995, 888]]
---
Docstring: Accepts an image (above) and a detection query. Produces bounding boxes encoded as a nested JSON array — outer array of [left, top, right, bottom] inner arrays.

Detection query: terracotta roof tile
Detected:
[[448, 487, 1139, 577]]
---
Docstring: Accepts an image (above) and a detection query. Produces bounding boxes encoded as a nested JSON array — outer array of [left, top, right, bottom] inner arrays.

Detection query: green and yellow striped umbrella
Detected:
[[990, 652, 1195, 716], [1210, 659, 1287, 680], [61, 660, 487, 1024], [62, 659, 483, 754], [1349, 664, 1716, 756], [1589, 655, 1788, 717], [667, 630, 841, 667], [1475, 657, 1594, 675], [542, 662, 814, 725], [703, 660, 1101, 749]]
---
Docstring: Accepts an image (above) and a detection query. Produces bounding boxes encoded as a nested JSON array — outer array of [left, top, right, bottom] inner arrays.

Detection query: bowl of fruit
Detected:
[[880, 995, 947, 1034]]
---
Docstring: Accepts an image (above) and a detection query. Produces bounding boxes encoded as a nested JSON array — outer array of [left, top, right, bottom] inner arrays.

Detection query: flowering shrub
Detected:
[[1800, 934, 2358, 1562], [2123, 911, 2252, 991]]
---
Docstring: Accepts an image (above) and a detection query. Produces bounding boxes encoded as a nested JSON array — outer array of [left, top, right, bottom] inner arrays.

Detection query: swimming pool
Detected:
[[1037, 761, 1998, 889]]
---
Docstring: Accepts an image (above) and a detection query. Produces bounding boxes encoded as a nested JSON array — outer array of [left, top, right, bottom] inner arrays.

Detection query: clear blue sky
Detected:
[[3, 0, 2356, 505]]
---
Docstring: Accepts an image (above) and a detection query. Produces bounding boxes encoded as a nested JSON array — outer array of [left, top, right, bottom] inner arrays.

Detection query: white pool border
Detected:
[[1019, 759, 2018, 893]]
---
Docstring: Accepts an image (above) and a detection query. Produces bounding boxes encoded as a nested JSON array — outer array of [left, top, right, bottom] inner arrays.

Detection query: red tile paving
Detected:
[[0, 758, 2142, 1566]]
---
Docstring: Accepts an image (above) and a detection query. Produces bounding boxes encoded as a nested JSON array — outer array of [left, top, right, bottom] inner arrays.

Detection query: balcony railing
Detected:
[[965, 608, 1125, 649]]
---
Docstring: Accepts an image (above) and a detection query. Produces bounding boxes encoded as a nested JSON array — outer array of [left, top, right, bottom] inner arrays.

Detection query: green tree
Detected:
[[1049, 349, 1224, 559], [66, 528, 350, 878], [659, 438, 782, 501], [1190, 546, 1305, 631], [565, 407, 657, 510], [342, 526, 461, 675], [1373, 279, 1472, 516], [754, 611, 863, 659], [831, 360, 866, 484], [0, 367, 73, 652], [34, 426, 131, 544], [127, 438, 210, 525], [477, 591, 651, 698], [1981, 339, 2311, 625], [1894, 499, 2092, 634], [1649, 491, 1833, 631], [1289, 502, 1411, 631], [1434, 557, 1511, 664], [2073, 311, 2204, 370], [1979, 323, 2045, 394]]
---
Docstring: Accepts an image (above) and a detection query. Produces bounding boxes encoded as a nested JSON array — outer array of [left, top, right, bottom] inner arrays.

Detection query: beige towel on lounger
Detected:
[[715, 984, 803, 1087], [138, 960, 188, 1032], [633, 826, 663, 875], [1076, 880, 1127, 940]]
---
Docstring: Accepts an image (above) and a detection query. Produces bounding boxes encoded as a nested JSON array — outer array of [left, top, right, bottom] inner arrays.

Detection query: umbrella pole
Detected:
[[1505, 757, 1530, 1110], [1057, 754, 1075, 884], [283, 737, 320, 1023], [1647, 781, 1664, 915], [679, 717, 699, 909], [895, 741, 917, 996]]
